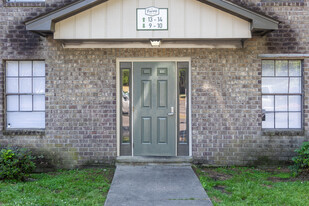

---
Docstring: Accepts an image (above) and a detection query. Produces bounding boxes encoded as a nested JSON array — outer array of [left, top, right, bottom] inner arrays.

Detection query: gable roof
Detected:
[[199, 0, 279, 32], [25, 0, 279, 36]]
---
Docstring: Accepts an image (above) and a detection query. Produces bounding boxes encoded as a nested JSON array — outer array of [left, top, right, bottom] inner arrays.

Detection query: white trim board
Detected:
[[62, 40, 243, 48], [259, 54, 309, 59]]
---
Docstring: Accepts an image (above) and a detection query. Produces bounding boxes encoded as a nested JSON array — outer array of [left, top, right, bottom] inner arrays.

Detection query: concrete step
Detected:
[[116, 156, 193, 166]]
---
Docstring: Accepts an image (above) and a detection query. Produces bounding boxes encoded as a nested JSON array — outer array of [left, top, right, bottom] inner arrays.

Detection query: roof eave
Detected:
[[198, 0, 279, 31], [25, 0, 108, 36]]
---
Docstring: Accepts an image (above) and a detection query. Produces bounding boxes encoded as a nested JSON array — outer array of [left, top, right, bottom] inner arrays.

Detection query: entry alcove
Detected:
[[25, 0, 279, 157]]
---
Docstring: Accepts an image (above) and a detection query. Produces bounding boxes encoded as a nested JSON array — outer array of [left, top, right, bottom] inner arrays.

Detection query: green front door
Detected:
[[133, 62, 176, 156]]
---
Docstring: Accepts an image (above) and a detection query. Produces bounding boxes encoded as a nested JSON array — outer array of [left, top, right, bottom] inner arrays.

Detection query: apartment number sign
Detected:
[[136, 7, 168, 30]]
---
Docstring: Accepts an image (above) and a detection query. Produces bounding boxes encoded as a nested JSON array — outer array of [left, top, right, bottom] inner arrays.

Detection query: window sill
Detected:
[[262, 129, 304, 136], [3, 129, 45, 136], [4, 2, 45, 7]]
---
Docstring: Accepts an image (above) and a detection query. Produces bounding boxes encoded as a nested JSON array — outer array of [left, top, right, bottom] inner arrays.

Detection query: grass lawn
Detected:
[[195, 166, 309, 206], [0, 168, 114, 206]]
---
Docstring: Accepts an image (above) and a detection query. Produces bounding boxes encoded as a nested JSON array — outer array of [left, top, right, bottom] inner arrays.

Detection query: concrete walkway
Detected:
[[105, 165, 213, 206]]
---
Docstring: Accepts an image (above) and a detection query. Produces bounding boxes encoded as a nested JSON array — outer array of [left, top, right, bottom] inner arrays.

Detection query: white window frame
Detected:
[[5, 60, 46, 130], [262, 59, 303, 129]]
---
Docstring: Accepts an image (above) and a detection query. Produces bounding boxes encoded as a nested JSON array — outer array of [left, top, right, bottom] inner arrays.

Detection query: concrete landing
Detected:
[[104, 165, 213, 206], [116, 156, 192, 166]]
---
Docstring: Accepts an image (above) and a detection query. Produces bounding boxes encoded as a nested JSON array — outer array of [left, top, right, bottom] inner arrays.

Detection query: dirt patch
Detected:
[[261, 167, 291, 174], [88, 169, 114, 180], [262, 184, 273, 188], [268, 170, 309, 182], [26, 178, 37, 182], [212, 196, 222, 203], [103, 169, 115, 182], [298, 170, 309, 179], [45, 172, 63, 176], [267, 177, 291, 182], [84, 169, 115, 183], [201, 168, 233, 181], [213, 185, 232, 195]]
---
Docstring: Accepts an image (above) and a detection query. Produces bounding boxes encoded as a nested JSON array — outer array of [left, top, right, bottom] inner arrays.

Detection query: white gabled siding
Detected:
[[54, 0, 251, 40]]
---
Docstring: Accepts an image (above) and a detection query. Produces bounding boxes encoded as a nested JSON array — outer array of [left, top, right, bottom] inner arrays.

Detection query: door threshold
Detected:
[[116, 156, 193, 166]]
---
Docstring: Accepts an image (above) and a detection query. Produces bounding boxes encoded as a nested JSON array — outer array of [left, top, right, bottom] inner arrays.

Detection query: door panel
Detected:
[[142, 81, 151, 107], [141, 117, 152, 144], [158, 117, 168, 144], [158, 80, 167, 108], [133, 62, 176, 156]]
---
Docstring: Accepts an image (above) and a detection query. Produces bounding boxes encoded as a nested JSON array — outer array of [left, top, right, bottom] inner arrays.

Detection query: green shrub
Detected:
[[0, 147, 36, 181], [290, 142, 309, 176]]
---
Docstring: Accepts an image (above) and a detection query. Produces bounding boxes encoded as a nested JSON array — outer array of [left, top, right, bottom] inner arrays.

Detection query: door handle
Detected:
[[168, 107, 174, 116]]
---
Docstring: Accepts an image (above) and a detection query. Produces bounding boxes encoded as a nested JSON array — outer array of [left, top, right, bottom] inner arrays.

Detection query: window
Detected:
[[262, 60, 302, 129], [121, 68, 130, 144], [6, 61, 45, 129], [120, 62, 132, 156], [177, 62, 189, 156]]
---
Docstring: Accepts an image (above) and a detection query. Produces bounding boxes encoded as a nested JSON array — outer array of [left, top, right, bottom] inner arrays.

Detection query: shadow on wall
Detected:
[[0, 145, 61, 172], [244, 137, 309, 166], [224, 0, 301, 53], [28, 148, 64, 172], [266, 28, 300, 53], [32, 148, 116, 171], [4, 27, 44, 58], [3, 0, 80, 58]]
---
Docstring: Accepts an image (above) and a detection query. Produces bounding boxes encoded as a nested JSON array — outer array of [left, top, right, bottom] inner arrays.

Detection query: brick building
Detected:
[[0, 0, 308, 168]]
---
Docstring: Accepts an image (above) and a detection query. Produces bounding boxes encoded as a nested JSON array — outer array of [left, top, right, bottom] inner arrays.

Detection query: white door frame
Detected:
[[116, 57, 192, 157]]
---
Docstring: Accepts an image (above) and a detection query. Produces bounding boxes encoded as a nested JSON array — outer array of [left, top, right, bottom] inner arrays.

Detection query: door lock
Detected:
[[167, 107, 174, 116]]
